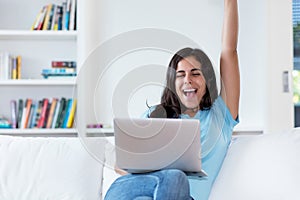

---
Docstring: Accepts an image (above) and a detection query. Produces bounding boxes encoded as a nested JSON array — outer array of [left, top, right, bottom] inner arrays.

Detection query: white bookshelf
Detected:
[[0, 0, 78, 136]]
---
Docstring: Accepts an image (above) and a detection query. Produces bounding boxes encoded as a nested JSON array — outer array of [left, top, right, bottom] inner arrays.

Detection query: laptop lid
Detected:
[[114, 118, 206, 176]]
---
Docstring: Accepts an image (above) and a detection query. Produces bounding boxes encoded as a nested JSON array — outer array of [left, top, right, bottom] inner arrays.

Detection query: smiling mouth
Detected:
[[183, 88, 197, 96]]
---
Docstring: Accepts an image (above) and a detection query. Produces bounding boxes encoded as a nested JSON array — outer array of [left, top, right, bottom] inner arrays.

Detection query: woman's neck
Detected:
[[183, 107, 199, 117]]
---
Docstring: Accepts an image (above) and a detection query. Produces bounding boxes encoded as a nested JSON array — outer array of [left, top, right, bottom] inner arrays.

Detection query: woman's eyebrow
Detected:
[[191, 68, 201, 72], [176, 70, 185, 73]]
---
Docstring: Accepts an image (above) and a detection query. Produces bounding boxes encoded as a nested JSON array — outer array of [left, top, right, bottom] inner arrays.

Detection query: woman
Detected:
[[105, 0, 239, 199]]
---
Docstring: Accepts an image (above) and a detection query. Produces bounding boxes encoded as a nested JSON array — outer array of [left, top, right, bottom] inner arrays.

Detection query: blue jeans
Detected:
[[104, 169, 193, 200]]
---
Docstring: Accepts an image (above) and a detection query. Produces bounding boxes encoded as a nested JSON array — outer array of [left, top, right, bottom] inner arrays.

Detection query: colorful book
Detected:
[[23, 98, 32, 128], [31, 6, 45, 30], [62, 98, 72, 128], [11, 57, 17, 80], [42, 4, 53, 30], [66, 98, 77, 128], [51, 99, 61, 128], [37, 98, 49, 128], [46, 98, 58, 128], [36, 5, 48, 30], [29, 101, 38, 128], [64, 0, 71, 30], [51, 61, 77, 68], [16, 55, 21, 79], [33, 100, 43, 128]]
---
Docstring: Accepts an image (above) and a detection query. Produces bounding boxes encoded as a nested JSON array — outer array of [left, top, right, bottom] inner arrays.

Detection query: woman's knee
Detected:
[[163, 169, 188, 184]]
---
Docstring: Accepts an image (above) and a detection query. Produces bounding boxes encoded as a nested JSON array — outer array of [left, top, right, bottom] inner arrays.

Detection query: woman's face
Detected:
[[175, 56, 206, 111]]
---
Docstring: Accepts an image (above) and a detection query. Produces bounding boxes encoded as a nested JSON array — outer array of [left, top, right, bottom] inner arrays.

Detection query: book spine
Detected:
[[29, 102, 37, 128], [11, 57, 17, 79], [36, 5, 48, 30], [10, 100, 17, 129], [64, 0, 71, 30], [51, 61, 76, 68], [27, 104, 35, 129], [17, 99, 24, 128], [46, 98, 58, 128], [42, 4, 53, 30], [66, 98, 77, 128], [33, 100, 43, 128], [51, 100, 61, 128], [69, 0, 76, 30], [23, 98, 32, 128], [37, 98, 49, 128], [62, 99, 72, 128], [16, 55, 21, 79], [31, 6, 44, 30], [55, 97, 67, 128]]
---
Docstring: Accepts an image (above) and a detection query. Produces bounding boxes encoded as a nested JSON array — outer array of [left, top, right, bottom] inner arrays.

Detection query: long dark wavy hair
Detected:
[[149, 47, 218, 118]]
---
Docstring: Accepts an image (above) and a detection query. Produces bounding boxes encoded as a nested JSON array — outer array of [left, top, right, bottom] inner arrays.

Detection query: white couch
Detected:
[[1, 129, 300, 200]]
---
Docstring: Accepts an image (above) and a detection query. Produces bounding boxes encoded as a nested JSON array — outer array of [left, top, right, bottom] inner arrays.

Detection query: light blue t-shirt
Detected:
[[143, 96, 239, 200]]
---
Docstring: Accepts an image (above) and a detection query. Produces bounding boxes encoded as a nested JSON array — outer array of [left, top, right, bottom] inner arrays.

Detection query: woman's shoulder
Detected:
[[141, 104, 178, 118], [211, 95, 239, 126]]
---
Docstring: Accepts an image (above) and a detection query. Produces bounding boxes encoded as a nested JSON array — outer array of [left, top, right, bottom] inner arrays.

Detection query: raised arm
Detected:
[[220, 0, 240, 119]]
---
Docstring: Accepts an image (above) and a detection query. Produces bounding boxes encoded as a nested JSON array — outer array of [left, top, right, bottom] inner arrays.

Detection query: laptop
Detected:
[[113, 117, 207, 177]]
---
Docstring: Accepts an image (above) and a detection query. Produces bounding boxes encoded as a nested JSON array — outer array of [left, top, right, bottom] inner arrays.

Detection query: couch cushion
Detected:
[[209, 129, 300, 200], [0, 135, 106, 200]]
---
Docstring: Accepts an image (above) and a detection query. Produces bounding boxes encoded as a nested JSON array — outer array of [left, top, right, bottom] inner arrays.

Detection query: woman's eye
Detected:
[[176, 74, 185, 78], [192, 73, 201, 76]]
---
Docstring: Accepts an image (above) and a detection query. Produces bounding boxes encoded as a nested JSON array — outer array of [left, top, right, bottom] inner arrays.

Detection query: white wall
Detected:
[[77, 0, 293, 132]]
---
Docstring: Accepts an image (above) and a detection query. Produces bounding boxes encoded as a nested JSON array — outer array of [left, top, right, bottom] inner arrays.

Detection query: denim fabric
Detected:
[[104, 169, 192, 200]]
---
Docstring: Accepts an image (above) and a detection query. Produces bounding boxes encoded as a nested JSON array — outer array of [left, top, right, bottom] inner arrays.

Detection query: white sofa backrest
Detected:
[[0, 135, 106, 200]]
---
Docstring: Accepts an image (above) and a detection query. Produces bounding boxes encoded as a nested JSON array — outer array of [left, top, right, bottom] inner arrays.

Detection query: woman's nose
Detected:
[[184, 74, 192, 84]]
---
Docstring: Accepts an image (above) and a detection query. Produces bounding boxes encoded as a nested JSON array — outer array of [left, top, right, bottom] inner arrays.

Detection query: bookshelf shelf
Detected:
[[0, 30, 77, 40], [0, 128, 77, 137], [0, 79, 76, 86], [85, 128, 114, 137]]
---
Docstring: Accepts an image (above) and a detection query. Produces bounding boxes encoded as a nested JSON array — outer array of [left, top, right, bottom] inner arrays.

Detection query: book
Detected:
[[28, 101, 38, 128], [10, 100, 17, 128], [16, 55, 21, 79], [31, 6, 45, 30], [42, 4, 53, 30], [23, 98, 32, 128], [42, 101, 51, 128], [42, 67, 76, 79], [32, 100, 43, 128], [0, 116, 12, 129], [69, 0, 76, 30], [47, 4, 56, 30], [55, 97, 67, 128], [11, 57, 17, 80], [46, 98, 58, 128], [51, 61, 76, 68], [50, 5, 58, 30], [51, 99, 61, 128], [37, 98, 49, 128], [27, 103, 35, 128], [36, 5, 48, 30], [64, 0, 72, 30], [17, 99, 24, 128], [66, 98, 77, 128], [42, 68, 76, 74], [62, 98, 72, 128]]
